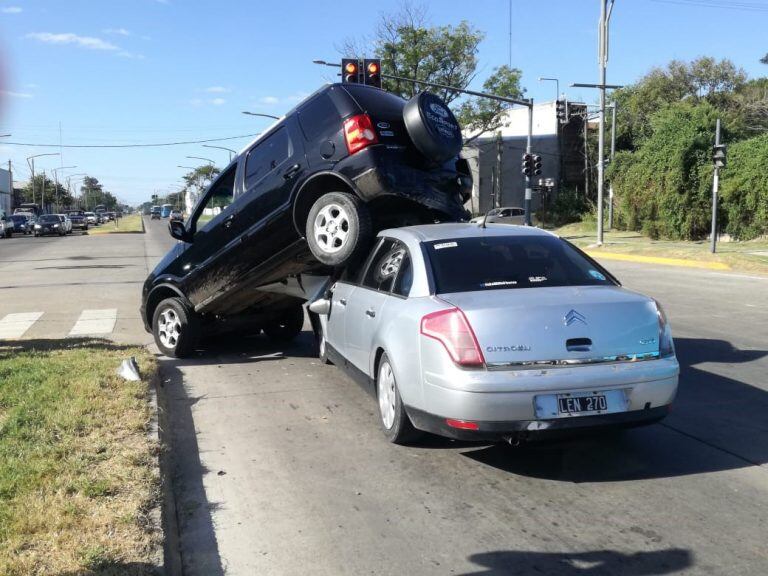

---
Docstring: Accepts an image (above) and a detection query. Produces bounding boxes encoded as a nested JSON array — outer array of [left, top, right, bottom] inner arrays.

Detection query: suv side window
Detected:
[[362, 239, 407, 293], [193, 164, 236, 234], [245, 127, 291, 190], [297, 93, 340, 142]]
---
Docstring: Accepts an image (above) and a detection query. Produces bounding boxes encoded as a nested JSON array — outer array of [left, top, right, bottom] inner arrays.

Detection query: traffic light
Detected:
[[342, 58, 360, 84], [532, 154, 542, 176], [556, 99, 569, 124], [363, 58, 382, 88], [522, 153, 533, 177], [712, 144, 727, 168]]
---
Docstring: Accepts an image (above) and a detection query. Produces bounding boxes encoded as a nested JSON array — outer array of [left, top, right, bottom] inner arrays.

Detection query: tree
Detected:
[[761, 53, 768, 65], [342, 3, 524, 142], [180, 164, 220, 208], [20, 174, 74, 210]]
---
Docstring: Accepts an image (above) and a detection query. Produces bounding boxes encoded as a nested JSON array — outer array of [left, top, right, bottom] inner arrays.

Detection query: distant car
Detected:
[[34, 214, 66, 236], [150, 206, 161, 220], [56, 214, 73, 234], [10, 214, 31, 235], [67, 211, 89, 231], [0, 213, 14, 238], [84, 212, 98, 225], [310, 223, 679, 444], [169, 209, 183, 221], [470, 207, 526, 226]]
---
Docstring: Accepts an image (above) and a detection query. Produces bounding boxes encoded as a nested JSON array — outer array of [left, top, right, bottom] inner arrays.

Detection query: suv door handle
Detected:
[[223, 214, 235, 229], [365, 309, 376, 318], [283, 163, 301, 180]]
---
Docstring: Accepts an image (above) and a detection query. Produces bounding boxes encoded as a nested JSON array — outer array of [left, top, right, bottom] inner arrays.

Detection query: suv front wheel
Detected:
[[152, 297, 199, 358], [306, 192, 372, 267]]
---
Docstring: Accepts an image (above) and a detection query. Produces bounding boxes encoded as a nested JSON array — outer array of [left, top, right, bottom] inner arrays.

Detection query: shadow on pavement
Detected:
[[459, 548, 693, 576], [461, 337, 768, 481]]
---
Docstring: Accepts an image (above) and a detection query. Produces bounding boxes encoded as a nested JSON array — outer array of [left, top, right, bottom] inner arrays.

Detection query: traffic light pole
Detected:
[[711, 118, 721, 254], [525, 101, 533, 226]]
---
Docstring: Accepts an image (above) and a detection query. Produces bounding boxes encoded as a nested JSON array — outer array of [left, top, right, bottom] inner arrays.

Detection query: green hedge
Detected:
[[718, 133, 768, 240]]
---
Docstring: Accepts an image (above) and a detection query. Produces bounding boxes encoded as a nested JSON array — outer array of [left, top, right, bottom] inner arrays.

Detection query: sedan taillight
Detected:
[[343, 114, 378, 155], [420, 308, 485, 367], [653, 299, 675, 357]]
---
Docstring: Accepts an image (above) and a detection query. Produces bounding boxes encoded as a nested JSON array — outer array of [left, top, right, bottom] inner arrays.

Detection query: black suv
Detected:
[[141, 83, 471, 357]]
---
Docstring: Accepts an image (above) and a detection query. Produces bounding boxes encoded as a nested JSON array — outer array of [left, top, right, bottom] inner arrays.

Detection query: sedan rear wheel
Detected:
[[377, 353, 420, 444]]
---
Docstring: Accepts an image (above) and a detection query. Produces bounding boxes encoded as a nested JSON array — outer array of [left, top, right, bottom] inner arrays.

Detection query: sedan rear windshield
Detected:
[[425, 235, 616, 294]]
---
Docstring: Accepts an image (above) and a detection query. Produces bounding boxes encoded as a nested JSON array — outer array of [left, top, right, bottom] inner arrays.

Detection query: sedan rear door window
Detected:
[[425, 235, 616, 294], [362, 239, 408, 293]]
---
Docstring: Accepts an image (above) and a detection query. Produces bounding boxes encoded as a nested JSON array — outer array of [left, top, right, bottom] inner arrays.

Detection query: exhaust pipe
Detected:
[[504, 432, 529, 447]]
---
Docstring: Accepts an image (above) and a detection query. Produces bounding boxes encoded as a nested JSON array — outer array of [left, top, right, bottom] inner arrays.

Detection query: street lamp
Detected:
[[51, 166, 77, 212], [538, 77, 560, 100], [26, 153, 60, 210], [202, 144, 237, 162], [242, 111, 280, 120]]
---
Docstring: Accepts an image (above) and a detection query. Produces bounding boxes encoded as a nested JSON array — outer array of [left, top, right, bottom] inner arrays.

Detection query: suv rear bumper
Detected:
[[338, 146, 471, 221]]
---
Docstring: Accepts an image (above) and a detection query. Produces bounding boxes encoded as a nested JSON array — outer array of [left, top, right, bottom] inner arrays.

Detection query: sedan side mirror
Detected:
[[308, 298, 331, 315], [169, 220, 191, 242]]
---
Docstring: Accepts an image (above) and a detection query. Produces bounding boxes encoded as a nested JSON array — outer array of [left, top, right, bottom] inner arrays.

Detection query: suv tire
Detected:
[[306, 192, 372, 267], [263, 302, 305, 343], [152, 297, 199, 358]]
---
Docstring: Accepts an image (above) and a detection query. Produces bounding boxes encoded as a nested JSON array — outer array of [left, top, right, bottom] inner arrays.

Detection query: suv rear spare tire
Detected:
[[403, 91, 463, 164], [152, 297, 199, 358], [306, 191, 372, 267]]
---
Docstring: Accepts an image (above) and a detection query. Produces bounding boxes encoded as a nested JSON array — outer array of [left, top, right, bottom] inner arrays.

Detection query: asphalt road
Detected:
[[3, 219, 767, 575], [150, 223, 768, 576]]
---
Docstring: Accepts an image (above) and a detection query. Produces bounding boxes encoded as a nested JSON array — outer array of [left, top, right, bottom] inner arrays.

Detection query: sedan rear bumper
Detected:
[[406, 404, 671, 441]]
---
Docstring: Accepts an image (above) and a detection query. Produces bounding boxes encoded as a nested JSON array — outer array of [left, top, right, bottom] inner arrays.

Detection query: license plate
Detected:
[[558, 394, 607, 414], [534, 389, 627, 419]]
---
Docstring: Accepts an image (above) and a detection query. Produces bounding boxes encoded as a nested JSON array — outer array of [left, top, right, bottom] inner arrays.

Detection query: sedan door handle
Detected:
[[283, 163, 301, 180], [338, 298, 347, 306], [365, 309, 376, 318]]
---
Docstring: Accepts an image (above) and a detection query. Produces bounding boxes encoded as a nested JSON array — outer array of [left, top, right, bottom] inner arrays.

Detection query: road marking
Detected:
[[69, 308, 118, 336], [0, 312, 44, 339], [585, 251, 731, 270]]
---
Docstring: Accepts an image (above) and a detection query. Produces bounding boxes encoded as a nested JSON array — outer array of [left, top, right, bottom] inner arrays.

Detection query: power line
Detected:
[[650, 0, 768, 12], [0, 133, 260, 149]]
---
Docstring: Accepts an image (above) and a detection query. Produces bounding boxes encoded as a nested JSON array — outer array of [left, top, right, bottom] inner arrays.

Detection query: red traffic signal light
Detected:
[[363, 58, 382, 88], [342, 58, 360, 84]]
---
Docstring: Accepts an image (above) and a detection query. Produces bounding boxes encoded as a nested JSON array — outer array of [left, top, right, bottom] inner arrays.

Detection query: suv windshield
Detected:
[[39, 215, 59, 223], [425, 235, 616, 294]]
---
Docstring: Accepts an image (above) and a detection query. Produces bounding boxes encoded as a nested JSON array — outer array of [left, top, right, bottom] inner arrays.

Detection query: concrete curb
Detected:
[[146, 371, 166, 573], [585, 250, 731, 271]]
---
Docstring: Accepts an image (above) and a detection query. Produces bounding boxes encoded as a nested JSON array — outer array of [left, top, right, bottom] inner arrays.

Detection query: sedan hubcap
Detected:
[[157, 308, 182, 349], [314, 203, 350, 254], [378, 361, 396, 430]]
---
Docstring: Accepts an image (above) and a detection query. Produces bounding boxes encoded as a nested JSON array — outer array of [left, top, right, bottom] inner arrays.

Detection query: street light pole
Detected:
[[202, 144, 237, 162], [608, 102, 617, 229], [596, 0, 615, 246], [51, 166, 77, 212], [525, 100, 534, 226], [26, 153, 60, 211], [538, 77, 560, 100]]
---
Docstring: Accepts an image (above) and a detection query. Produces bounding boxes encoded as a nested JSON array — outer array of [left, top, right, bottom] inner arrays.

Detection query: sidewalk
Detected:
[[555, 224, 768, 275]]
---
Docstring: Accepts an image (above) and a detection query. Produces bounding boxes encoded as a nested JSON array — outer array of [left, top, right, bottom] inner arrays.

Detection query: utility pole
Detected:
[[596, 0, 615, 246], [711, 118, 724, 254], [608, 102, 617, 229], [583, 113, 590, 198], [495, 132, 503, 207]]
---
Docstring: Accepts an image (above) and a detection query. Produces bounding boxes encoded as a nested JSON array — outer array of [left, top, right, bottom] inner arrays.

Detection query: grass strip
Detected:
[[0, 338, 160, 575], [88, 214, 144, 235]]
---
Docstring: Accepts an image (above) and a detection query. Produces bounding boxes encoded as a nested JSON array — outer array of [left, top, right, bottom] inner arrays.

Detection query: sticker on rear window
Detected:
[[483, 280, 517, 287], [528, 276, 547, 283], [588, 270, 606, 281], [434, 241, 458, 250]]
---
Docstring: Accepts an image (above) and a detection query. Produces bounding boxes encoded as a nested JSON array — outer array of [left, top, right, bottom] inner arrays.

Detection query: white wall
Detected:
[[0, 168, 11, 216]]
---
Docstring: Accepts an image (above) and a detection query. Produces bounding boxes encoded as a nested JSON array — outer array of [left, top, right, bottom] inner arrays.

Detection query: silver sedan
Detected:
[[311, 223, 679, 444]]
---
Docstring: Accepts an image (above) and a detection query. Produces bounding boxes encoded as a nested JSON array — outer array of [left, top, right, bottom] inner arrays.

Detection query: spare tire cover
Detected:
[[403, 92, 463, 163]]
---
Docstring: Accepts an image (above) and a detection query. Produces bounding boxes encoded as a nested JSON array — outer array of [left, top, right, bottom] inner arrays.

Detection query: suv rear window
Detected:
[[425, 235, 616, 294], [297, 93, 341, 142], [341, 84, 405, 117]]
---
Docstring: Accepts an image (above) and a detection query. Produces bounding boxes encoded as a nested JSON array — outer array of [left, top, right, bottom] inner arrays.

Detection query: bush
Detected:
[[536, 188, 591, 227], [718, 133, 768, 240]]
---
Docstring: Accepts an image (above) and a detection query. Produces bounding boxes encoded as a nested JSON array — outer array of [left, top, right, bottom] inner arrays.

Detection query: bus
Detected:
[[161, 204, 173, 218]]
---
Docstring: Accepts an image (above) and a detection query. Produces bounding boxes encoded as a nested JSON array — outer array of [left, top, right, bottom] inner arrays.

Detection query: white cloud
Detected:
[[117, 51, 145, 60], [26, 32, 118, 51], [1, 6, 23, 14], [258, 96, 280, 105], [210, 98, 226, 106], [0, 89, 33, 98], [104, 28, 131, 37], [205, 86, 230, 93]]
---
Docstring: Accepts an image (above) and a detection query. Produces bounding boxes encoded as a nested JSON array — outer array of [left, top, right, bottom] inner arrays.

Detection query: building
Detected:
[[0, 167, 12, 216], [462, 100, 587, 216]]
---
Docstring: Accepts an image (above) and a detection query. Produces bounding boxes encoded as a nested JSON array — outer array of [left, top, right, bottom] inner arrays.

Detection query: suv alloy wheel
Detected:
[[152, 297, 199, 358], [306, 191, 372, 267]]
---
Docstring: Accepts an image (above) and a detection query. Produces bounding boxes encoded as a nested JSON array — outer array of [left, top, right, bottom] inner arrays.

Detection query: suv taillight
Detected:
[[420, 308, 485, 367], [343, 113, 378, 155]]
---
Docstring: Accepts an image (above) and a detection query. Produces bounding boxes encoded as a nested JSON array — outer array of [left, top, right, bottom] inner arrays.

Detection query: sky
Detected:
[[0, 0, 767, 205]]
